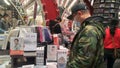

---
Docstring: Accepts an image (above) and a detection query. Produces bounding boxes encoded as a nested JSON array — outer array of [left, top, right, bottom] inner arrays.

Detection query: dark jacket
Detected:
[[0, 20, 10, 31], [49, 20, 62, 34], [67, 16, 105, 68]]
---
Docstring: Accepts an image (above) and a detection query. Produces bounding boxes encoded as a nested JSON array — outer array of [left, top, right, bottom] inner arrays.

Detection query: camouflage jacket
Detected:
[[67, 16, 105, 68]]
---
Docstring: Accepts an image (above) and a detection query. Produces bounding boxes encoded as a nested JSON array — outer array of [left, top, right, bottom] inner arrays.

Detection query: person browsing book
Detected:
[[66, 3, 105, 68]]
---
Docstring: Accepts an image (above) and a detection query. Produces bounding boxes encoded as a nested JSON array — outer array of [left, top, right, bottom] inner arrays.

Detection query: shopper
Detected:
[[0, 13, 11, 31], [66, 3, 105, 68], [104, 19, 120, 68], [49, 17, 62, 34]]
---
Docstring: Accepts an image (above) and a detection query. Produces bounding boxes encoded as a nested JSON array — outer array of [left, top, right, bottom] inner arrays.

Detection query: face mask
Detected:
[[73, 21, 81, 27]]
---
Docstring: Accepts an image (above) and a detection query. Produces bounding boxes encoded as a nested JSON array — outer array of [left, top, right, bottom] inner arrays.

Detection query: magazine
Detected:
[[10, 37, 24, 55], [24, 33, 37, 51]]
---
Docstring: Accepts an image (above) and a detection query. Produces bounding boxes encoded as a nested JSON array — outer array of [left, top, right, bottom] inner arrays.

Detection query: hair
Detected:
[[109, 18, 119, 36], [56, 17, 62, 22], [3, 13, 9, 18], [14, 39, 19, 42]]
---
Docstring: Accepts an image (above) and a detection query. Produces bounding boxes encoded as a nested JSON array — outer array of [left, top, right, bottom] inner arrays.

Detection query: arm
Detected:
[[67, 26, 98, 68]]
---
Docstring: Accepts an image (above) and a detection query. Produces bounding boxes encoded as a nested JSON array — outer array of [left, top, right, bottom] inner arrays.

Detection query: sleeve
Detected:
[[67, 27, 98, 68]]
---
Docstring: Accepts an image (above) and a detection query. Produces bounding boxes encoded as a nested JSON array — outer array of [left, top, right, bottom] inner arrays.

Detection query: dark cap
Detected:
[[67, 3, 88, 20]]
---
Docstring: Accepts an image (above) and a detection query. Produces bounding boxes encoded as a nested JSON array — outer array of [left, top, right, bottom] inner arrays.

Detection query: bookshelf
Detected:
[[93, 0, 120, 27]]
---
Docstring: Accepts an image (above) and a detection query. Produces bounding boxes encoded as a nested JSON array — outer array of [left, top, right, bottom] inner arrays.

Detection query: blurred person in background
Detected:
[[0, 13, 11, 32], [104, 19, 120, 68], [49, 17, 62, 34]]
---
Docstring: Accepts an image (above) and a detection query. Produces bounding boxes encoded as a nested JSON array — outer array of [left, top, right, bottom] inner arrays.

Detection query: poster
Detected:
[[24, 33, 37, 51], [10, 37, 24, 55]]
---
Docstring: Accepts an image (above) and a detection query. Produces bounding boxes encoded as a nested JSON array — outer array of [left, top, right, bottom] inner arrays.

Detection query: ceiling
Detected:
[[0, 0, 11, 10]]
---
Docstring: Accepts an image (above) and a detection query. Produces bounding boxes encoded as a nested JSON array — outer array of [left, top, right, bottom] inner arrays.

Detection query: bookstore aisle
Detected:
[[0, 0, 120, 68]]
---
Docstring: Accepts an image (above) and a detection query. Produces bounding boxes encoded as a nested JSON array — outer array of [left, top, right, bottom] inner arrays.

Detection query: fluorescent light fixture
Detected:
[[4, 0, 10, 5], [68, 0, 77, 10], [60, 0, 64, 6], [91, 0, 94, 6], [64, 0, 69, 8]]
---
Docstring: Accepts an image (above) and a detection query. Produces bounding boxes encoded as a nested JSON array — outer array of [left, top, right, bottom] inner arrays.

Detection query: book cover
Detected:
[[24, 33, 37, 51], [0, 34, 8, 50], [36, 47, 45, 65], [57, 50, 67, 68], [19, 27, 35, 38], [10, 37, 24, 55], [47, 45, 57, 61]]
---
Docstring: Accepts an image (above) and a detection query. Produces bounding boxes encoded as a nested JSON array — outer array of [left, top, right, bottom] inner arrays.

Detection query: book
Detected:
[[22, 64, 34, 68], [36, 47, 45, 65], [0, 34, 8, 50], [24, 51, 36, 56], [24, 33, 37, 51], [10, 37, 24, 55], [19, 26, 35, 38], [47, 45, 57, 61], [0, 55, 11, 65], [57, 50, 68, 68], [8, 28, 19, 40]]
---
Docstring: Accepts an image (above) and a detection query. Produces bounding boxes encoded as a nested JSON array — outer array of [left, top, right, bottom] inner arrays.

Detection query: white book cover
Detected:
[[8, 28, 19, 40], [10, 37, 24, 55], [19, 27, 33, 38], [22, 64, 34, 68], [47, 45, 57, 61], [36, 47, 45, 65], [24, 33, 37, 51], [57, 50, 67, 68], [0, 34, 8, 50]]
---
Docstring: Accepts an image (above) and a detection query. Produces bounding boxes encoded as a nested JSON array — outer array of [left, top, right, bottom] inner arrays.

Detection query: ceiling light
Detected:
[[68, 0, 77, 10], [4, 0, 10, 5]]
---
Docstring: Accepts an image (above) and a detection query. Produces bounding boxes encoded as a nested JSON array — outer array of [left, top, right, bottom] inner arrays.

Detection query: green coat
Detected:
[[67, 16, 105, 68]]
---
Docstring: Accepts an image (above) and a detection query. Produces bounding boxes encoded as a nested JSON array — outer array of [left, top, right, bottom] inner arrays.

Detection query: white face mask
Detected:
[[73, 21, 81, 27]]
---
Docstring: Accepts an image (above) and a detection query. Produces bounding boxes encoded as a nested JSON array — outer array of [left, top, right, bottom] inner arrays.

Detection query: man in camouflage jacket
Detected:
[[66, 3, 105, 68]]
